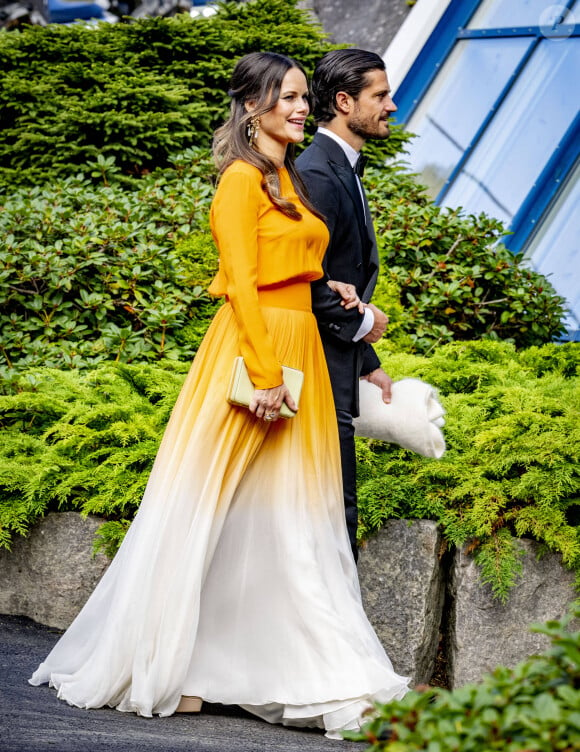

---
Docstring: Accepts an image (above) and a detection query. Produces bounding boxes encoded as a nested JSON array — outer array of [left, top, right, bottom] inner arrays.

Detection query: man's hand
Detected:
[[361, 367, 393, 404], [362, 304, 388, 343], [326, 280, 365, 313]]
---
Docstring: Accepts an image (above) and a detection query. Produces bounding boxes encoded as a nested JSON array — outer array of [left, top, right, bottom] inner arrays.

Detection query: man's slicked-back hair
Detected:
[[312, 49, 386, 124]]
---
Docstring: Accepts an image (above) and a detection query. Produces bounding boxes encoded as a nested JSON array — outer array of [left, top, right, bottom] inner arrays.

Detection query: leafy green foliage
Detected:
[[0, 0, 567, 358], [0, 0, 406, 188], [357, 340, 580, 600], [1, 341, 578, 600], [0, 362, 186, 551], [366, 162, 567, 352], [345, 603, 580, 751], [0, 0, 335, 187], [0, 148, 219, 375], [0, 0, 574, 603], [1, 156, 566, 374]]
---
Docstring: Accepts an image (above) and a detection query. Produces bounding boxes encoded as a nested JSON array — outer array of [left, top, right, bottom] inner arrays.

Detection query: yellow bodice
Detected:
[[208, 160, 329, 389]]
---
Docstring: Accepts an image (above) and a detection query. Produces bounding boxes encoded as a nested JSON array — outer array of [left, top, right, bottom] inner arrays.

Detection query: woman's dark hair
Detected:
[[312, 49, 386, 124], [213, 51, 319, 220]]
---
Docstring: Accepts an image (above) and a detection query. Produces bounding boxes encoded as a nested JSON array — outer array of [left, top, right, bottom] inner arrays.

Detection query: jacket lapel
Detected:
[[312, 133, 380, 301], [362, 193, 379, 302], [312, 134, 367, 239]]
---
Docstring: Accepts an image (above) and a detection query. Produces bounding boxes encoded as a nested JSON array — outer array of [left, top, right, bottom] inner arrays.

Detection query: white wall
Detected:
[[383, 0, 452, 93]]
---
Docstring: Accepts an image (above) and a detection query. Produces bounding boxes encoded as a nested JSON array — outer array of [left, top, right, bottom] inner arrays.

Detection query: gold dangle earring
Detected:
[[247, 115, 260, 144]]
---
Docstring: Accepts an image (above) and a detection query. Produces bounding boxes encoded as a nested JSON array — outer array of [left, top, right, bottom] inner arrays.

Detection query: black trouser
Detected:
[[337, 408, 358, 563]]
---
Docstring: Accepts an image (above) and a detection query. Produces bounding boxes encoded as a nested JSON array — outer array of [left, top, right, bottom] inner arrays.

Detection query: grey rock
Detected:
[[448, 538, 578, 688], [0, 512, 109, 629], [300, 0, 412, 56], [358, 519, 445, 685]]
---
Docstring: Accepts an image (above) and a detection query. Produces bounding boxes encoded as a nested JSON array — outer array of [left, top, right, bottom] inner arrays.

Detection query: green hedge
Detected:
[[346, 603, 580, 751], [0, 0, 567, 365], [366, 164, 566, 351], [1, 340, 578, 597], [357, 339, 580, 601], [0, 361, 186, 554], [0, 149, 220, 377], [0, 0, 411, 189], [0, 0, 339, 186], [0, 156, 566, 376], [0, 0, 575, 600]]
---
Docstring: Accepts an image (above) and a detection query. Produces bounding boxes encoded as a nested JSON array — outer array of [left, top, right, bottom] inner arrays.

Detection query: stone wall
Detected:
[[0, 512, 109, 630], [360, 525, 577, 688], [0, 513, 576, 688], [358, 519, 445, 685], [298, 0, 412, 56], [448, 541, 578, 687]]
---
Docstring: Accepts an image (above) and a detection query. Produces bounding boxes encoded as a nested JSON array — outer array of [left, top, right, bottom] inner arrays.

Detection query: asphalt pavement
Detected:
[[0, 615, 366, 752]]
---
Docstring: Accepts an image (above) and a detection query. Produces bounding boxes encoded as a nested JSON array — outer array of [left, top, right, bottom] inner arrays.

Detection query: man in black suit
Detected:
[[296, 49, 397, 562]]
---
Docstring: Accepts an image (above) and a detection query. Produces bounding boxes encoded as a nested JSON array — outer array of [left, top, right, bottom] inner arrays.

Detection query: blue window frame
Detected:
[[468, 0, 571, 29], [393, 0, 580, 338], [525, 157, 580, 339]]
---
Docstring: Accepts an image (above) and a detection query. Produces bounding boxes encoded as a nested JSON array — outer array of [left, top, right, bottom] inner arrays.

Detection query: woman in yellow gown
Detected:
[[30, 52, 408, 739]]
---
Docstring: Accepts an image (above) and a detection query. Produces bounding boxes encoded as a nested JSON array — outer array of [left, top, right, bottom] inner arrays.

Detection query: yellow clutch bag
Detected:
[[227, 356, 303, 419]]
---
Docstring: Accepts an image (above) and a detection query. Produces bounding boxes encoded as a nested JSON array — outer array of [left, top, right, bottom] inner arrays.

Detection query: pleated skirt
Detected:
[[30, 285, 409, 739]]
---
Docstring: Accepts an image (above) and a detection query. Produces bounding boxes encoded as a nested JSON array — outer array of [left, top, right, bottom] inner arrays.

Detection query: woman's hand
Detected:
[[327, 280, 365, 313], [250, 384, 297, 422]]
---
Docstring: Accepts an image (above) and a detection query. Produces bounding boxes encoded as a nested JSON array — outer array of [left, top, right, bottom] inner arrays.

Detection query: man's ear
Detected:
[[334, 91, 353, 115]]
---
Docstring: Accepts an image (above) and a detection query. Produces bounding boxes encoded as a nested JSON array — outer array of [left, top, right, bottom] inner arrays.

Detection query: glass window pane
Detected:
[[468, 0, 576, 29], [404, 37, 531, 199], [442, 38, 580, 225], [525, 160, 580, 334]]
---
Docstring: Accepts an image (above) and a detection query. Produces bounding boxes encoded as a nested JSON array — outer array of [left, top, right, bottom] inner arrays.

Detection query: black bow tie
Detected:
[[354, 153, 366, 177]]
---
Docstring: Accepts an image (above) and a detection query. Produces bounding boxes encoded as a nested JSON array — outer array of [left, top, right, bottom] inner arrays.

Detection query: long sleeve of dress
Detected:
[[209, 167, 283, 390]]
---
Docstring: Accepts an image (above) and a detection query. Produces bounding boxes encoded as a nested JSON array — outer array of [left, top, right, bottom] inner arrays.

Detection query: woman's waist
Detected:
[[226, 282, 312, 312], [258, 282, 311, 311]]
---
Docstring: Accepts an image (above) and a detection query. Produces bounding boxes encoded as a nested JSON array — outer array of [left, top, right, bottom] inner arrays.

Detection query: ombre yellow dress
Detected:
[[30, 161, 408, 739]]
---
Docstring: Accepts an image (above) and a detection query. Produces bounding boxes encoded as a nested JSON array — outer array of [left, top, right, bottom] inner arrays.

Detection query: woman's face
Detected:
[[253, 67, 309, 160]]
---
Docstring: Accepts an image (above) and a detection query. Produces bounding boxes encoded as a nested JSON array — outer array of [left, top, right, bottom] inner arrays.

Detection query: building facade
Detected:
[[386, 0, 579, 338]]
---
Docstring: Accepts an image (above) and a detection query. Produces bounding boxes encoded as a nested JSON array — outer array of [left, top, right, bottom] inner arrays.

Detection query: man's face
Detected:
[[348, 69, 397, 141]]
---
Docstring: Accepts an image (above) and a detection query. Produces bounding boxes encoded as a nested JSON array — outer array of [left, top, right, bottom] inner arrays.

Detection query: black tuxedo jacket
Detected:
[[296, 132, 381, 416]]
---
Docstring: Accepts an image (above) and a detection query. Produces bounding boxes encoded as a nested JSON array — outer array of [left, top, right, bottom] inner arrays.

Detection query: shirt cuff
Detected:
[[352, 307, 374, 342]]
